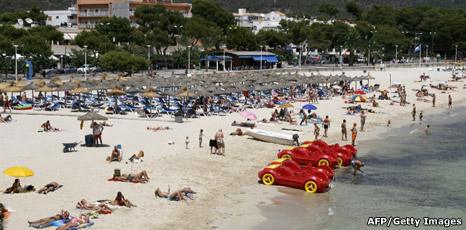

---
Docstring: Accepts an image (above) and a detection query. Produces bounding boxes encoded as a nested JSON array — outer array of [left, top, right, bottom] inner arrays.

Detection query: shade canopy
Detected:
[[77, 111, 108, 121], [3, 166, 34, 177]]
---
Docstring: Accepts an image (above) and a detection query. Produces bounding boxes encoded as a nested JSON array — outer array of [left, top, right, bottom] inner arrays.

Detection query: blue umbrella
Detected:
[[302, 104, 317, 110]]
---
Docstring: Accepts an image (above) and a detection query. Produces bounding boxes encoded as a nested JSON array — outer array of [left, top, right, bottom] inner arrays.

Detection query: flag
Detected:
[[414, 45, 422, 53]]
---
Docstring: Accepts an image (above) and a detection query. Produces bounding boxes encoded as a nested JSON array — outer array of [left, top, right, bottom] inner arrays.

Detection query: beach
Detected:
[[1, 67, 465, 229]]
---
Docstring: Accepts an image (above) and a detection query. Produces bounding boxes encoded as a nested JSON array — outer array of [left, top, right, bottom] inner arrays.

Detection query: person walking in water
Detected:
[[448, 95, 452, 109], [360, 110, 367, 131], [412, 104, 416, 121], [314, 123, 320, 140], [351, 159, 365, 176], [419, 111, 423, 121], [341, 119, 347, 141], [351, 123, 358, 146], [323, 116, 330, 137]]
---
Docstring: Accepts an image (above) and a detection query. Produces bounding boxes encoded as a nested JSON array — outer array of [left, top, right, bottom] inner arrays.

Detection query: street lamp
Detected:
[[340, 45, 343, 68], [146, 45, 151, 74], [221, 44, 227, 71], [395, 45, 398, 63], [260, 45, 263, 70], [426, 45, 429, 59], [187, 45, 191, 75], [13, 44, 18, 81], [83, 45, 88, 80], [455, 45, 458, 63]]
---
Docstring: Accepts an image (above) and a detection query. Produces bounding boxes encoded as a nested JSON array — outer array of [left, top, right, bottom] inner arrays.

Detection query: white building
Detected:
[[44, 6, 77, 27], [233, 8, 291, 34]]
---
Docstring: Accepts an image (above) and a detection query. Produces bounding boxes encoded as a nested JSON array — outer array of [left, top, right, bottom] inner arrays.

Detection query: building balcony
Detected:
[[78, 10, 109, 17]]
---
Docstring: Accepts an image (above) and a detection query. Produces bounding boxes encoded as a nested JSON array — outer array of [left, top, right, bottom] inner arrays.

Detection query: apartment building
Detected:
[[77, 0, 192, 28]]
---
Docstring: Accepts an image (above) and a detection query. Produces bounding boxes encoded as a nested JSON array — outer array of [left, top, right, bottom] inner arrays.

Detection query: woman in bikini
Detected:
[[76, 199, 112, 214], [56, 214, 90, 230], [112, 192, 137, 208]]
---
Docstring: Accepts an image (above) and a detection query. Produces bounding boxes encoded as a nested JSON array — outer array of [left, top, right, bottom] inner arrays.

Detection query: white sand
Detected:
[[1, 67, 465, 229]]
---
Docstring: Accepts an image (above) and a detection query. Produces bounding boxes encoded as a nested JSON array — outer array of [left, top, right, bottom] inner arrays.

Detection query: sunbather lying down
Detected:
[[155, 187, 196, 201], [28, 210, 70, 228], [231, 121, 255, 128], [147, 126, 170, 131], [111, 169, 150, 183], [76, 199, 112, 214], [56, 214, 91, 230], [99, 121, 113, 127], [37, 182, 62, 194]]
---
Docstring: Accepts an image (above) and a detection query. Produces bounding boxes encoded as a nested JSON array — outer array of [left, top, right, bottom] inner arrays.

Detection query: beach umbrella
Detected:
[[302, 104, 318, 110], [240, 111, 257, 120], [279, 103, 294, 109], [142, 88, 160, 98], [3, 166, 34, 177], [77, 111, 108, 121], [106, 87, 125, 96], [36, 85, 55, 93], [78, 111, 108, 130], [352, 95, 367, 103]]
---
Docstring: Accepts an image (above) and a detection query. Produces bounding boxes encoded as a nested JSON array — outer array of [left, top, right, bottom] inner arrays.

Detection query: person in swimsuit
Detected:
[[76, 199, 112, 214], [28, 210, 70, 228], [112, 170, 150, 183], [106, 146, 122, 162], [56, 214, 90, 230], [112, 192, 137, 208], [314, 123, 320, 140], [215, 129, 225, 155], [154, 187, 196, 201], [341, 119, 347, 141], [323, 116, 330, 137], [351, 123, 358, 146], [41, 120, 56, 132], [4, 179, 21, 194], [351, 159, 365, 176], [448, 95, 452, 109], [37, 182, 62, 194], [128, 150, 144, 162]]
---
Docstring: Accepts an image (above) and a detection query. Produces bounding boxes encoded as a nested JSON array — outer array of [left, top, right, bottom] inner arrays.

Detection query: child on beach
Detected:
[[314, 123, 320, 140], [351, 123, 358, 146], [185, 136, 190, 149], [199, 129, 204, 148]]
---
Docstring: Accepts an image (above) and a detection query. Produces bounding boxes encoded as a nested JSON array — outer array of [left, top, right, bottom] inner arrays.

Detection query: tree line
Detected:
[[1, 0, 466, 76]]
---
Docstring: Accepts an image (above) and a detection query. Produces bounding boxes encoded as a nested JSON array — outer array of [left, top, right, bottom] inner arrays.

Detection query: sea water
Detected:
[[257, 107, 466, 230]]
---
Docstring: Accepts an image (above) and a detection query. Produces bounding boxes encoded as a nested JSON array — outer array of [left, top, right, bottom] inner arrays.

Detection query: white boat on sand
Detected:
[[246, 129, 296, 146]]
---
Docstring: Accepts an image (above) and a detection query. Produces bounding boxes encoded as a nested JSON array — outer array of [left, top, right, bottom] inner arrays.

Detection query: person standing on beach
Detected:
[[432, 94, 436, 107], [341, 119, 347, 141], [323, 116, 330, 137], [299, 109, 307, 126], [215, 129, 225, 155], [91, 122, 103, 145], [412, 104, 416, 121], [199, 129, 204, 148], [185, 136, 190, 149], [419, 112, 423, 121], [314, 123, 320, 140], [360, 111, 367, 131], [351, 123, 358, 146], [425, 125, 430, 135], [448, 95, 452, 109]]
